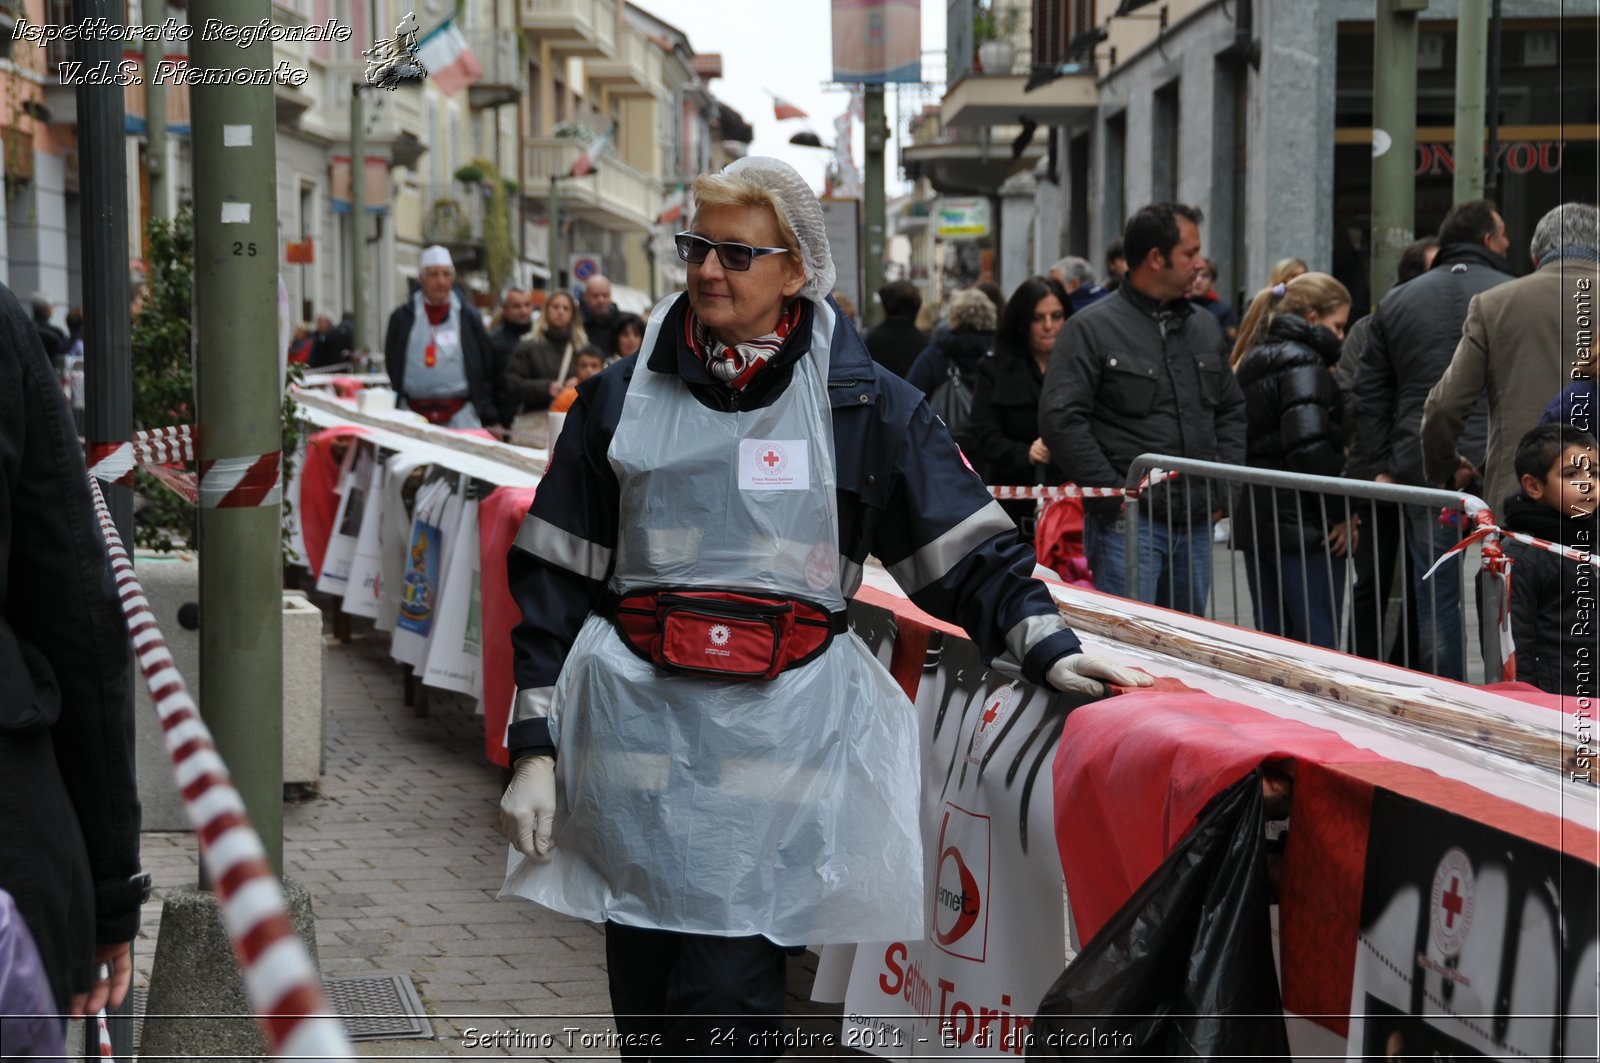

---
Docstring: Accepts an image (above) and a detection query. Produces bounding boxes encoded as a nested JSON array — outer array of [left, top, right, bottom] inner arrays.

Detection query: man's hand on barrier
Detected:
[[1452, 455, 1481, 491], [1046, 653, 1154, 698], [1327, 519, 1358, 557], [499, 755, 557, 859]]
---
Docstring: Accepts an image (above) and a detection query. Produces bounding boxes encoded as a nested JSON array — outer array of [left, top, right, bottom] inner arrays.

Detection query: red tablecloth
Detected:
[[478, 485, 538, 767], [299, 426, 370, 579], [1052, 673, 1595, 1035]]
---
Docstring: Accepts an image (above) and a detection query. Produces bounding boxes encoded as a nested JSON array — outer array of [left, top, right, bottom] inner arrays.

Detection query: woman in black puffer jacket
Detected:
[[968, 276, 1071, 529], [1230, 273, 1354, 648]]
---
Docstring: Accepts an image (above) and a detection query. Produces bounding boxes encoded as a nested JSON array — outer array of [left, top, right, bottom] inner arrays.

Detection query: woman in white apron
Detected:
[[499, 158, 1149, 1060]]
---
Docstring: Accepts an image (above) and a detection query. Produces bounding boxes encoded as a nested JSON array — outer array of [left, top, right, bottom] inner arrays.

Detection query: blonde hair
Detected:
[[532, 290, 588, 349], [1268, 257, 1309, 287], [689, 173, 804, 258], [1230, 271, 1352, 368]]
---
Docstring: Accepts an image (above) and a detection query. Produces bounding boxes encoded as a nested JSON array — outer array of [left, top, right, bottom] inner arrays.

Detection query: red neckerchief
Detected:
[[683, 301, 804, 391]]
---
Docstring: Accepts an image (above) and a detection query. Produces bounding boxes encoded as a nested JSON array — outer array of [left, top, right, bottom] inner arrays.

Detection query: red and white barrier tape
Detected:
[[86, 476, 352, 1059], [198, 452, 282, 509], [1422, 509, 1600, 580], [988, 469, 1179, 501], [97, 1009, 113, 1058], [87, 425, 195, 486]]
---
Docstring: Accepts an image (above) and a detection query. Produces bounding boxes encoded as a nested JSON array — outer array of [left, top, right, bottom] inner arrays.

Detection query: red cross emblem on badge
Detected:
[[763, 450, 782, 469], [1440, 876, 1465, 928]]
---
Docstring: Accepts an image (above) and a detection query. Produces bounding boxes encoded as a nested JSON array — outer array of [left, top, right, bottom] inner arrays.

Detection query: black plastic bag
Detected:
[[1029, 771, 1290, 1059]]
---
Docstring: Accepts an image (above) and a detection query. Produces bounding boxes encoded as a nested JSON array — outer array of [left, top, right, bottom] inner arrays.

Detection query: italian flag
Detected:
[[570, 121, 617, 177], [416, 18, 482, 96]]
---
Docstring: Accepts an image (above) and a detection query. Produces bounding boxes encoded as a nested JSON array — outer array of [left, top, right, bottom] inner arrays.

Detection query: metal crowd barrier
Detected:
[[1111, 454, 1498, 683]]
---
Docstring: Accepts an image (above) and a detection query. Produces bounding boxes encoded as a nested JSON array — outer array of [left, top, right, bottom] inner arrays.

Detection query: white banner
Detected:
[[842, 630, 1069, 1058], [389, 473, 461, 669], [314, 443, 370, 597], [421, 495, 482, 697], [341, 447, 387, 619]]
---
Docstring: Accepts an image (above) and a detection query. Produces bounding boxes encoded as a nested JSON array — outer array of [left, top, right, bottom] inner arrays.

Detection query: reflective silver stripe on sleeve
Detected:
[[886, 500, 1016, 594], [840, 556, 864, 597], [513, 686, 554, 723], [513, 512, 613, 582], [1004, 611, 1068, 665]]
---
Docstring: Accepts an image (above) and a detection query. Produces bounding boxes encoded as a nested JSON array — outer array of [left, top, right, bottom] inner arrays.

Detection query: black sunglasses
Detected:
[[674, 232, 791, 271]]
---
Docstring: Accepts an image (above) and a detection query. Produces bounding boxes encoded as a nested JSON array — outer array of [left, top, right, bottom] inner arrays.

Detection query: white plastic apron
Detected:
[[502, 296, 925, 945]]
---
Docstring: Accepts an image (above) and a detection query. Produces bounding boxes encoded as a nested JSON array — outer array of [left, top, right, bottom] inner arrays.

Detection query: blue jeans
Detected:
[[1084, 508, 1212, 617], [1405, 506, 1465, 680], [1244, 549, 1346, 649]]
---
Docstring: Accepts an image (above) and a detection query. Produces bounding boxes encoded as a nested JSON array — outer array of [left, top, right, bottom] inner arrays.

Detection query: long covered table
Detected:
[[292, 392, 1599, 1060]]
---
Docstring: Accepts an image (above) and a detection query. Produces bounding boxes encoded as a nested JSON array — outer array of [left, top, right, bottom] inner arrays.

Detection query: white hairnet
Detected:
[[723, 156, 836, 303]]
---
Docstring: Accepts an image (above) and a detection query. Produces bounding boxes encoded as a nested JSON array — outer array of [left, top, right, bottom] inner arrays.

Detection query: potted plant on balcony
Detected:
[[974, 2, 1020, 75]]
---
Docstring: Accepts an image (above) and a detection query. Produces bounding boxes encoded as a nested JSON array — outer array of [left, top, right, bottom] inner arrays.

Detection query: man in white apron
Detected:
[[499, 158, 1150, 1059], [381, 245, 502, 430]]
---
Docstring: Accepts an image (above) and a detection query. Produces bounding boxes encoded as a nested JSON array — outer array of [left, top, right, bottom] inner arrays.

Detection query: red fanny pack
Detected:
[[407, 397, 467, 425], [610, 589, 846, 681]]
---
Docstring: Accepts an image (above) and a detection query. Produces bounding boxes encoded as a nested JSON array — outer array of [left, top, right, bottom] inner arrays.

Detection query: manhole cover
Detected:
[[131, 973, 433, 1046]]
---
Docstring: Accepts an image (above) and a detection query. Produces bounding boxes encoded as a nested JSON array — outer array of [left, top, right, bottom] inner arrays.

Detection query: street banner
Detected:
[[831, 0, 922, 84], [341, 448, 387, 620], [422, 494, 483, 697], [314, 442, 370, 597], [390, 472, 458, 668], [843, 621, 1069, 1057], [1347, 789, 1599, 1061], [375, 453, 432, 633]]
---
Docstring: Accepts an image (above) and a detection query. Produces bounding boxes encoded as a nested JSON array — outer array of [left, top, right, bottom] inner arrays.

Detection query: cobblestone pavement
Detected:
[[134, 616, 841, 1059]]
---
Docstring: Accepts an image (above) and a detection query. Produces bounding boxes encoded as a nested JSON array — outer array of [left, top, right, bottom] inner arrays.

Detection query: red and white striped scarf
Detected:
[[684, 301, 804, 391]]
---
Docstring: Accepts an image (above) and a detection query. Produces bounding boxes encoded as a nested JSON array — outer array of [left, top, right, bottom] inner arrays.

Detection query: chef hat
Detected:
[[419, 245, 454, 270], [697, 157, 835, 303]]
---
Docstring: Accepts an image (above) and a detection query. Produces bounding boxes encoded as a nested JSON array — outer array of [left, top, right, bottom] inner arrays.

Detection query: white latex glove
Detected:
[[499, 754, 557, 859], [1046, 653, 1153, 698]]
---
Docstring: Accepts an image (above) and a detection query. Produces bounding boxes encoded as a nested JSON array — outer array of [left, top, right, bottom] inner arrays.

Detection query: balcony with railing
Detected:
[[465, 28, 521, 109], [422, 181, 491, 270], [524, 137, 656, 231], [518, 0, 616, 59], [941, 0, 1097, 128], [586, 22, 664, 97]]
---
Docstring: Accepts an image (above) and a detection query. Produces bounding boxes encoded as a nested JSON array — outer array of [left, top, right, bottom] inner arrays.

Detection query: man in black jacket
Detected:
[[383, 245, 501, 428], [488, 285, 535, 425], [0, 281, 143, 1019], [1350, 199, 1514, 679], [1040, 203, 1247, 616], [863, 280, 926, 379]]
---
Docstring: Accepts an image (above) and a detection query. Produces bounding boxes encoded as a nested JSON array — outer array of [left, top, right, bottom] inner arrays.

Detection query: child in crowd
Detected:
[[549, 346, 606, 414], [1503, 423, 1600, 695]]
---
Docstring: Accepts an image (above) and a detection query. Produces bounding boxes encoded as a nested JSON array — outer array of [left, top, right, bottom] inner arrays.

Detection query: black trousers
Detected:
[[605, 921, 788, 1062]]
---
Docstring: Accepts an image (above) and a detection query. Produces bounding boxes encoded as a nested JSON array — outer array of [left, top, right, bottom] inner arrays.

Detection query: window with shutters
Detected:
[[1033, 0, 1097, 66]]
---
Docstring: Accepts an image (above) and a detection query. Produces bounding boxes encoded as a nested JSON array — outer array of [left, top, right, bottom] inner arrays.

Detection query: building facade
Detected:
[[0, 0, 747, 345], [923, 0, 1597, 314]]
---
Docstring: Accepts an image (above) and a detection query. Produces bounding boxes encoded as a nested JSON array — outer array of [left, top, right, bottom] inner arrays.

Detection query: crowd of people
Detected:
[[858, 198, 1600, 695]]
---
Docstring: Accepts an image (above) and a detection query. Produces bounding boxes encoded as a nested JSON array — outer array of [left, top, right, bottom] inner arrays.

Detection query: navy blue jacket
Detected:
[[506, 295, 1083, 762]]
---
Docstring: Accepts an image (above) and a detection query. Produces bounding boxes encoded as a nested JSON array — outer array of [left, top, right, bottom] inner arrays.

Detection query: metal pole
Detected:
[[863, 84, 887, 328], [143, 0, 167, 222], [549, 175, 563, 294], [189, 0, 284, 874], [1370, 0, 1425, 304], [79, 0, 133, 545], [1453, 0, 1488, 202], [350, 84, 367, 352], [79, 1, 135, 1053], [1485, 0, 1504, 201]]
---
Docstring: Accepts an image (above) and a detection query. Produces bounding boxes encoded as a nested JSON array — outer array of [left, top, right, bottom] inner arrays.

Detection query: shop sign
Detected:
[[1417, 140, 1564, 176]]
